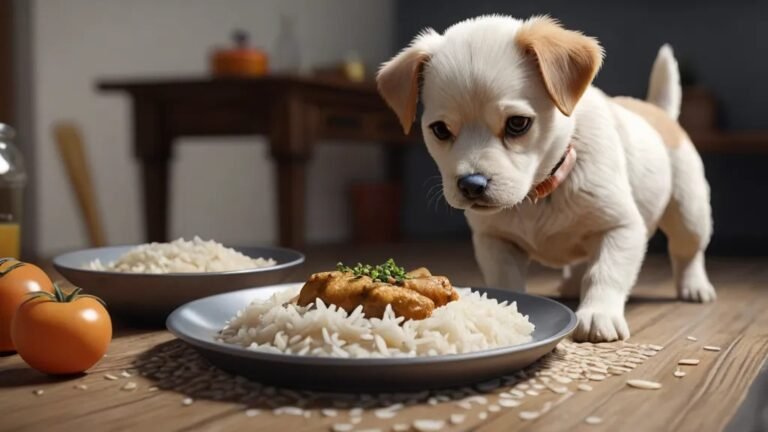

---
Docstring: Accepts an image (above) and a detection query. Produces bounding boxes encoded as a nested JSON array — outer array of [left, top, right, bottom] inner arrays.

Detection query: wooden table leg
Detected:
[[133, 98, 171, 243], [141, 158, 169, 242], [275, 157, 307, 249], [270, 94, 313, 249]]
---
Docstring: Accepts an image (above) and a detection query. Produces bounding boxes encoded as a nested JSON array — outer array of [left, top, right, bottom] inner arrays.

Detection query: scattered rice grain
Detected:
[[585, 416, 603, 425], [678, 359, 700, 365], [274, 406, 304, 416], [499, 398, 521, 408], [703, 346, 721, 352], [460, 395, 488, 406], [412, 419, 446, 431], [375, 410, 397, 419], [626, 379, 662, 390]]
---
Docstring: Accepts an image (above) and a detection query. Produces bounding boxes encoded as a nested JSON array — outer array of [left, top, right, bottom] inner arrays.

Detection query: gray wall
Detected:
[[396, 1, 768, 254], [395, 0, 768, 129]]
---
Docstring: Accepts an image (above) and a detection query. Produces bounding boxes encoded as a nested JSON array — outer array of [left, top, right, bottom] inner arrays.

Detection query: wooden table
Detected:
[[1, 245, 766, 431], [98, 76, 416, 248]]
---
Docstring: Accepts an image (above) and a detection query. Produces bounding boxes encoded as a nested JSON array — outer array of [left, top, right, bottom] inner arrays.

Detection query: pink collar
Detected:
[[527, 143, 577, 203]]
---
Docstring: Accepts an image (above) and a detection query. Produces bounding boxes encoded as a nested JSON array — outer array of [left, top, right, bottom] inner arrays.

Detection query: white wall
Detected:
[[31, 0, 393, 256]]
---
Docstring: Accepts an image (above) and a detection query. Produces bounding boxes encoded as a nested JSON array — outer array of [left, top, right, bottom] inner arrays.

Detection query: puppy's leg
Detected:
[[659, 142, 716, 302], [558, 262, 587, 299], [573, 223, 647, 342], [472, 234, 528, 292]]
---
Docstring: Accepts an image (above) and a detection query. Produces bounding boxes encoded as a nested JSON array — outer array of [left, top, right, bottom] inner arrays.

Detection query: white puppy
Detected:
[[377, 15, 715, 342]]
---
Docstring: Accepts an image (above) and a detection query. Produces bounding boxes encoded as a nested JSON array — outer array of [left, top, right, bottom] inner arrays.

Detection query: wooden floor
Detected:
[[0, 241, 766, 431]]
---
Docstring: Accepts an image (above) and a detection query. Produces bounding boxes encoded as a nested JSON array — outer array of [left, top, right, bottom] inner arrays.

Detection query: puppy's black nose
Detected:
[[457, 174, 488, 199]]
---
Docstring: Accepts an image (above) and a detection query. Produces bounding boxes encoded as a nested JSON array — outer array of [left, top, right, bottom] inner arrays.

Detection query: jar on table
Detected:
[[0, 123, 27, 259]]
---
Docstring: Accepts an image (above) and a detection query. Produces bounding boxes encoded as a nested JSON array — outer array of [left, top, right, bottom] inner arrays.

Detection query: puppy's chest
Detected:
[[469, 204, 595, 267]]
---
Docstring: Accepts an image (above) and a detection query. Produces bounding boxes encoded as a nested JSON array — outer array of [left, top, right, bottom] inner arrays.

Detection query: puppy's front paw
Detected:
[[678, 280, 716, 303], [573, 308, 630, 342]]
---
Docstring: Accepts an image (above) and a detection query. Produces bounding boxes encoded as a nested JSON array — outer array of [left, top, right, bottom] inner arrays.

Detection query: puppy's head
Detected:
[[377, 16, 602, 213]]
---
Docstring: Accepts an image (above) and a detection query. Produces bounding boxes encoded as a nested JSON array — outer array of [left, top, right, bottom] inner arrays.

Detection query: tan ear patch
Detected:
[[613, 96, 686, 148], [515, 16, 603, 116], [377, 50, 430, 134]]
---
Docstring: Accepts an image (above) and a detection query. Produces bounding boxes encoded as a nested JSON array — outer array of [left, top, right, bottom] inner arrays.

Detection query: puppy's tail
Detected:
[[646, 44, 682, 119]]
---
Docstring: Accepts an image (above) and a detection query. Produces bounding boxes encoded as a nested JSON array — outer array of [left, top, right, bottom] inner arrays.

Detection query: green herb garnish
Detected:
[[336, 258, 409, 283]]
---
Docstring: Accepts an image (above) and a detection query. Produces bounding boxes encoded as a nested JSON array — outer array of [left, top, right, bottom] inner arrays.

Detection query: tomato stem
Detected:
[[0, 260, 25, 277], [21, 291, 56, 307], [23, 282, 108, 308], [53, 283, 67, 302]]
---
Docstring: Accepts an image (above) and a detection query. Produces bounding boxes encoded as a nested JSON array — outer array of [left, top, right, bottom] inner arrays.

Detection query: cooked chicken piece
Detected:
[[406, 267, 432, 278], [297, 267, 459, 320], [402, 275, 458, 307], [297, 271, 366, 312], [361, 282, 434, 320], [297, 271, 435, 320]]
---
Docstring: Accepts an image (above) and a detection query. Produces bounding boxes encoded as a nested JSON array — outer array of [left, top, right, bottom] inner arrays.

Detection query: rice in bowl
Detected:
[[85, 237, 276, 274], [219, 286, 534, 358]]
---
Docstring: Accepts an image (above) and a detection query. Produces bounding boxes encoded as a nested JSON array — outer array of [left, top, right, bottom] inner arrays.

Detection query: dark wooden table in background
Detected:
[[98, 76, 416, 249]]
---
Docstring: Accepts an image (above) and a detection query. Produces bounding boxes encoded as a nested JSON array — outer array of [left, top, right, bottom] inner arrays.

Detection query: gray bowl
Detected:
[[53, 246, 304, 324], [167, 283, 577, 392]]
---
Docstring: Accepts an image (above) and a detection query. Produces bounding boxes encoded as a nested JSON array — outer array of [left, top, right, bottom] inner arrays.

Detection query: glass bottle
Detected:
[[0, 123, 27, 259]]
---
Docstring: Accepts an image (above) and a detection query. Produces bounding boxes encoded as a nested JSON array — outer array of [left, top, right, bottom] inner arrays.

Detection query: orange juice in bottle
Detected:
[[0, 123, 25, 259], [0, 221, 20, 258]]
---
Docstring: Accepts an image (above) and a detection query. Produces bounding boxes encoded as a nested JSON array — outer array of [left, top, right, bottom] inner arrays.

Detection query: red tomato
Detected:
[[0, 258, 54, 351], [12, 285, 111, 374]]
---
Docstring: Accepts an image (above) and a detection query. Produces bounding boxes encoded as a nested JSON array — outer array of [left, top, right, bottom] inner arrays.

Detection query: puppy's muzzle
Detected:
[[457, 174, 489, 200]]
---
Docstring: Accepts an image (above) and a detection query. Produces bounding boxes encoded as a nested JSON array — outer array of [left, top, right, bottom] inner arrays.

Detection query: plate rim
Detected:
[[166, 282, 577, 367], [53, 245, 305, 277]]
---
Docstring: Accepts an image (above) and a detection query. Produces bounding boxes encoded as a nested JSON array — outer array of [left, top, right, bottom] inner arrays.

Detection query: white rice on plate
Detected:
[[219, 286, 534, 358], [85, 236, 276, 273]]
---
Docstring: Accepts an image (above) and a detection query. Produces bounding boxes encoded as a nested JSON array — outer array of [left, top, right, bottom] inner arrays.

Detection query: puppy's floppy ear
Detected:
[[377, 29, 443, 134], [515, 16, 603, 116]]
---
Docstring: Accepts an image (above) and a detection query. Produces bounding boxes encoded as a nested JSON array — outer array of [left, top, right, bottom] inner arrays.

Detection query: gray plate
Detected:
[[166, 283, 577, 391], [53, 246, 304, 323]]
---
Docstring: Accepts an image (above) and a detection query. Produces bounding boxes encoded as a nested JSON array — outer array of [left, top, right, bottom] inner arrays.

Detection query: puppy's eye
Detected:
[[429, 121, 453, 141], [505, 116, 532, 137]]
